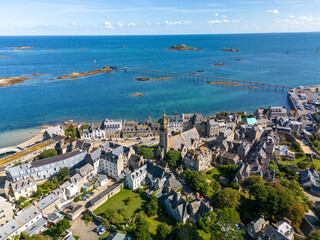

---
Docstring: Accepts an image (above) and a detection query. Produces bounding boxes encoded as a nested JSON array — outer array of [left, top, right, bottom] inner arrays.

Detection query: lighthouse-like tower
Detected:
[[156, 110, 169, 159]]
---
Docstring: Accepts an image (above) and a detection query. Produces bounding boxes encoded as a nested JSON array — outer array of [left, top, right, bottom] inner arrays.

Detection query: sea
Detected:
[[0, 33, 320, 148]]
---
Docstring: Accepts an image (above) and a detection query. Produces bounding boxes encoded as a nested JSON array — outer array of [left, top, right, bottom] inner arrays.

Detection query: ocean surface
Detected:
[[0, 33, 320, 148]]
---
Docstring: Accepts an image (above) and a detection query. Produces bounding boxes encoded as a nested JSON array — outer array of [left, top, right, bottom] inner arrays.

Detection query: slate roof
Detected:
[[16, 205, 40, 225], [37, 193, 59, 211], [24, 217, 47, 236], [31, 150, 84, 168], [0, 219, 21, 240]]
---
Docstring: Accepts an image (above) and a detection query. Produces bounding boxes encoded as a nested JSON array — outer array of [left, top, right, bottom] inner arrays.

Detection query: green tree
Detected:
[[146, 198, 159, 217], [137, 145, 154, 159], [38, 149, 57, 159], [58, 167, 70, 183], [133, 215, 152, 240], [199, 209, 243, 240], [249, 182, 294, 221], [241, 176, 265, 191], [165, 150, 182, 167], [308, 230, 320, 240], [284, 202, 305, 228], [155, 223, 171, 240], [214, 188, 241, 209], [21, 232, 47, 240], [172, 223, 202, 240]]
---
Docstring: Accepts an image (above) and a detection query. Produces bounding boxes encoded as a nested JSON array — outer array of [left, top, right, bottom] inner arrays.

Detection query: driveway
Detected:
[[297, 139, 315, 154], [69, 215, 100, 240]]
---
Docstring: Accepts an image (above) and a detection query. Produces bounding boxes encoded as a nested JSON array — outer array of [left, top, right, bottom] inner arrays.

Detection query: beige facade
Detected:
[[0, 197, 14, 227]]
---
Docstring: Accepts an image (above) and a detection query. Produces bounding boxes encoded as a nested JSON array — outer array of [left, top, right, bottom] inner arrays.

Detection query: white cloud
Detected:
[[117, 22, 124, 27], [127, 23, 136, 27], [104, 21, 113, 29], [208, 19, 229, 24], [222, 15, 227, 18], [165, 20, 182, 25], [215, 13, 219, 17], [165, 20, 192, 25], [232, 20, 240, 23], [276, 15, 318, 24], [267, 9, 279, 14], [289, 15, 295, 18]]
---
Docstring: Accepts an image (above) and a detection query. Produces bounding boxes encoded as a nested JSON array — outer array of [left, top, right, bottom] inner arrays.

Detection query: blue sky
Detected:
[[1, 0, 320, 35]]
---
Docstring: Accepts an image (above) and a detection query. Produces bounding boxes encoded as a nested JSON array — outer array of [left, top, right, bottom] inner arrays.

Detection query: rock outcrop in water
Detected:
[[131, 93, 144, 96], [168, 44, 202, 51], [213, 63, 225, 66], [57, 67, 114, 80], [222, 48, 239, 52], [0, 77, 34, 87], [136, 77, 174, 81]]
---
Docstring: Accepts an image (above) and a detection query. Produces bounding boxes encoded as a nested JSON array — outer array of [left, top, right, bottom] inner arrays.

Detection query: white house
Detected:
[[126, 164, 148, 190]]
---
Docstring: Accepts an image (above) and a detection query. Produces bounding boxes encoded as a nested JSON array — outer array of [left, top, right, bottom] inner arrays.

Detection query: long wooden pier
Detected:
[[111, 66, 293, 91]]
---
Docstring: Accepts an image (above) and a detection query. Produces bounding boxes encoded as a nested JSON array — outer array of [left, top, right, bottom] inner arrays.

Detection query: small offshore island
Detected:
[[213, 63, 225, 66], [168, 44, 202, 50], [57, 67, 114, 80], [0, 76, 34, 87], [131, 92, 144, 96], [222, 48, 239, 52]]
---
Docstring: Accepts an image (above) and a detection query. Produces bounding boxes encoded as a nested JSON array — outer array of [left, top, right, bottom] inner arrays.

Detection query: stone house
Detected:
[[183, 147, 213, 172]]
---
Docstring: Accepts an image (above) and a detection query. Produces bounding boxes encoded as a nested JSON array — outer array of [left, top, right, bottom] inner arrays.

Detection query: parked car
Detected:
[[98, 228, 106, 235], [95, 225, 103, 232]]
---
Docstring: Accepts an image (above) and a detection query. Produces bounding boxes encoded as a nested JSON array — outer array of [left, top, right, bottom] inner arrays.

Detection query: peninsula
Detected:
[[0, 76, 34, 87], [57, 67, 114, 80], [168, 44, 202, 51], [136, 77, 173, 81]]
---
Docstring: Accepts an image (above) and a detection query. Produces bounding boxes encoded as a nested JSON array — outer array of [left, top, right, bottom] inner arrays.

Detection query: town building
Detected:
[[36, 193, 59, 217], [183, 147, 212, 172], [0, 197, 13, 227], [0, 219, 21, 240], [126, 164, 148, 190], [102, 118, 122, 139], [259, 218, 294, 240], [5, 177, 37, 201], [218, 152, 240, 165], [15, 205, 47, 235], [247, 216, 267, 239], [6, 150, 87, 182]]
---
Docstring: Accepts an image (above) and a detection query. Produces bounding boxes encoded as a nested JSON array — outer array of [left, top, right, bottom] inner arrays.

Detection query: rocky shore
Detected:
[[0, 77, 34, 87], [206, 81, 240, 87], [6, 46, 34, 49], [57, 67, 114, 80], [131, 93, 144, 96], [168, 44, 202, 51], [29, 73, 44, 76], [136, 77, 174, 81]]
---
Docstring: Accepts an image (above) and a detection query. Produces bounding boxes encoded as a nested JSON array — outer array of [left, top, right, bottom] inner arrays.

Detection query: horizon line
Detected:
[[0, 30, 320, 37]]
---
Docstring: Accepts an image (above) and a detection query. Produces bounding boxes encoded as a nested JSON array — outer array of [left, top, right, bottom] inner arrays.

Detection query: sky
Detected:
[[1, 0, 320, 35]]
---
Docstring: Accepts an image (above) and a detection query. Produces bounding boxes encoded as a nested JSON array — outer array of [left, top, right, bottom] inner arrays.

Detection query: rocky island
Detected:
[[213, 63, 225, 66], [235, 59, 244, 61], [0, 76, 34, 87], [0, 56, 11, 58], [29, 73, 44, 76], [136, 77, 173, 81], [57, 67, 114, 80], [222, 48, 239, 52], [131, 93, 144, 97], [168, 44, 202, 51]]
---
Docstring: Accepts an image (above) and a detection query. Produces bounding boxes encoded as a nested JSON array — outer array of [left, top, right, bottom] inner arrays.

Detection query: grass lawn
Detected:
[[93, 188, 175, 235], [99, 231, 110, 240], [197, 229, 211, 240], [205, 168, 221, 181], [147, 214, 176, 235], [93, 189, 146, 217]]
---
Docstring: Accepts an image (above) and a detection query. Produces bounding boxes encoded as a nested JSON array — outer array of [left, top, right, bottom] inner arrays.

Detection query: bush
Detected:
[[297, 160, 311, 169], [137, 145, 154, 159], [84, 213, 93, 223], [39, 149, 57, 159]]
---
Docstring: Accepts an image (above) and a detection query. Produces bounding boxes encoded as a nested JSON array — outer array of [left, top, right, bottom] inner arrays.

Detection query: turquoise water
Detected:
[[0, 33, 320, 147]]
